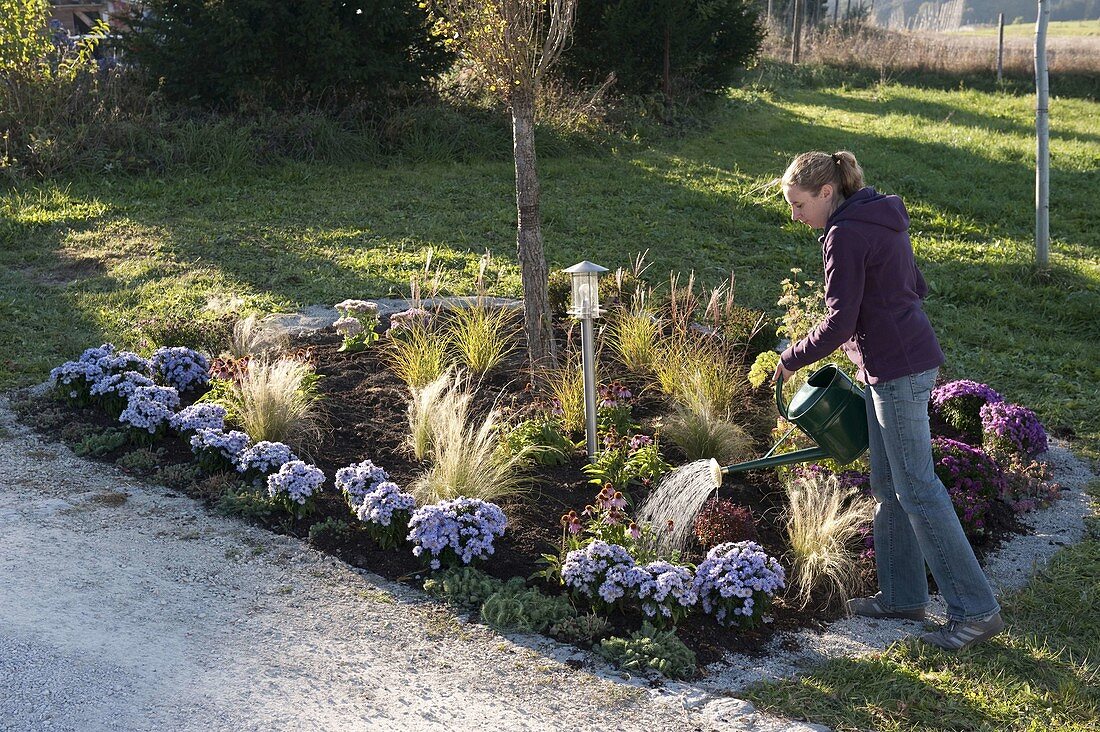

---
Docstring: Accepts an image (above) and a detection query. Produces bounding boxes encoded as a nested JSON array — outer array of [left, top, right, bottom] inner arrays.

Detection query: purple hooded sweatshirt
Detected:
[[780, 186, 944, 385]]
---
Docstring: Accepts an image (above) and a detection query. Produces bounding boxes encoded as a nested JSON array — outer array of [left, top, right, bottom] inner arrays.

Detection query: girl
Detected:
[[773, 150, 1003, 651]]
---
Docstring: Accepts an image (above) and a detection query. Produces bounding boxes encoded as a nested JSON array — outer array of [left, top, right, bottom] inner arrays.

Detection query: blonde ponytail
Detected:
[[782, 150, 865, 199]]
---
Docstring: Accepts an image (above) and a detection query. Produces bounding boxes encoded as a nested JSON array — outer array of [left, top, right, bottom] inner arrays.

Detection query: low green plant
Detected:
[[598, 622, 697, 679], [499, 416, 576, 466], [783, 471, 874, 609], [583, 432, 671, 497], [308, 516, 355, 547], [115, 447, 167, 475], [154, 462, 202, 491], [385, 320, 451, 389], [479, 577, 576, 633], [549, 613, 610, 646], [422, 565, 504, 609], [747, 350, 781, 389], [212, 357, 323, 451], [71, 428, 128, 457], [216, 486, 277, 524], [446, 304, 518, 376]]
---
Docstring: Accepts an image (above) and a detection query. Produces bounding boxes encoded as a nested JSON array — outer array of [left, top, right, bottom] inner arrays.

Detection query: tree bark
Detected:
[[791, 0, 803, 63], [511, 88, 557, 370]]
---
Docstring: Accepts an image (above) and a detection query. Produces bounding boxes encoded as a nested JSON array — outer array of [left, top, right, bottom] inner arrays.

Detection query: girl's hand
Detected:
[[772, 361, 796, 384]]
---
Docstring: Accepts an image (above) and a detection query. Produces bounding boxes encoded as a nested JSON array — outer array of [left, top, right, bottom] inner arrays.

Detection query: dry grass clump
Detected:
[[607, 295, 661, 375], [652, 335, 745, 417], [661, 374, 754, 464], [219, 357, 323, 452], [783, 471, 874, 609], [227, 314, 290, 359], [386, 319, 451, 389], [409, 379, 532, 504], [539, 353, 588, 435], [407, 369, 468, 461]]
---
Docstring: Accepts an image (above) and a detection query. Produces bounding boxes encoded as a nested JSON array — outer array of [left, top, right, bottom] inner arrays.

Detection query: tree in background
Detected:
[[562, 0, 764, 96], [430, 0, 577, 369], [119, 0, 451, 108], [0, 0, 53, 74]]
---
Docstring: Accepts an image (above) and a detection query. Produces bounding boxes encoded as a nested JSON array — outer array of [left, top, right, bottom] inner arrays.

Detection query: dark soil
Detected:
[[13, 327, 1025, 670]]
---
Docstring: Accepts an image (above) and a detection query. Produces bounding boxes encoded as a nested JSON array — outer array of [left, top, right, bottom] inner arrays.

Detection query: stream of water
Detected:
[[637, 459, 721, 558]]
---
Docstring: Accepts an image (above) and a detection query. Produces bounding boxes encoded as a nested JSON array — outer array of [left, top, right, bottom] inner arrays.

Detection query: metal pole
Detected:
[[581, 315, 598, 460], [1035, 0, 1050, 267], [997, 12, 1005, 83]]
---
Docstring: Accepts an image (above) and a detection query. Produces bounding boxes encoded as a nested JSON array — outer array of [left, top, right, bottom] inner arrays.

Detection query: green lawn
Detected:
[[2, 77, 1099, 730]]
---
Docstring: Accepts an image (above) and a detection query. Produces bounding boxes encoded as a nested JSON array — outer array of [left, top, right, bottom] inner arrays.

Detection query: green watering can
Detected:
[[710, 363, 869, 482]]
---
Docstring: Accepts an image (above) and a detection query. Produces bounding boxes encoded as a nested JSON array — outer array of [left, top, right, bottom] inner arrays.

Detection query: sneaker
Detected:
[[920, 613, 1005, 651], [847, 594, 926, 621]]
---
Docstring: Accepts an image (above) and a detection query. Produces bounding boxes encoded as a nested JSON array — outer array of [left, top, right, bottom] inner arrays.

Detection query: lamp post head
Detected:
[[563, 260, 608, 319]]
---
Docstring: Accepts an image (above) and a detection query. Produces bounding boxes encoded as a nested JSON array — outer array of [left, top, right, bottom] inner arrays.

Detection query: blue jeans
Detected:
[[866, 367, 1000, 621]]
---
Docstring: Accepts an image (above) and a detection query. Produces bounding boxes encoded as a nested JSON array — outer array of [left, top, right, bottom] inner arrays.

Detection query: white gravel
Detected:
[[1, 389, 1094, 732]]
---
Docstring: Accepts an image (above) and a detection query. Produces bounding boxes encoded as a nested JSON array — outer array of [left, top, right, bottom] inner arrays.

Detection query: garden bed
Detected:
[[16, 306, 1052, 674]]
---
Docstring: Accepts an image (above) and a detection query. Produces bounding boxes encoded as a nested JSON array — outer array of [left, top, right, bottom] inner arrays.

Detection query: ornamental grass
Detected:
[[446, 304, 519, 376], [217, 357, 323, 454], [661, 373, 753, 464], [652, 335, 745, 417], [227, 314, 290, 360], [410, 381, 532, 504], [539, 353, 588, 435], [606, 297, 661, 375], [385, 318, 451, 389], [406, 369, 469, 461], [783, 471, 874, 610]]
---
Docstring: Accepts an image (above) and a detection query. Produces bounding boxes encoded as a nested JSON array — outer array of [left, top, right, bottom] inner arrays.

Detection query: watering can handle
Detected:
[[775, 369, 790, 420]]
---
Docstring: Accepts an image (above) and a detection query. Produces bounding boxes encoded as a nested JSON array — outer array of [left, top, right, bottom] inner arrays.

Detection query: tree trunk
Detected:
[[791, 0, 803, 63], [511, 89, 557, 370]]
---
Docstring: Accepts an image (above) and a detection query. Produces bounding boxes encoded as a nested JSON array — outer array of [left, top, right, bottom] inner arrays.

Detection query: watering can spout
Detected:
[[709, 364, 869, 480]]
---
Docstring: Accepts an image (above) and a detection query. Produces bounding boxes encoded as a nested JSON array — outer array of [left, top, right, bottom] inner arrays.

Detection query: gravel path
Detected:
[[2, 389, 1094, 732]]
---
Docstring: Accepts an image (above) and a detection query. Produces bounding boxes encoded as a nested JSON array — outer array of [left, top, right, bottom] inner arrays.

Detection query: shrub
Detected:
[[446, 305, 518, 376], [549, 613, 610, 646], [385, 317, 451, 389], [333, 299, 381, 353], [408, 497, 508, 570], [499, 417, 575, 466], [563, 0, 763, 96], [747, 351, 780, 390], [980, 401, 1048, 459], [151, 346, 210, 393], [422, 566, 505, 609], [692, 541, 785, 627], [215, 357, 323, 451], [783, 472, 873, 609], [356, 481, 417, 549], [932, 437, 1009, 538], [598, 622, 697, 680], [266, 460, 325, 519], [693, 498, 757, 548], [480, 578, 576, 634], [118, 0, 450, 108], [931, 380, 1004, 442]]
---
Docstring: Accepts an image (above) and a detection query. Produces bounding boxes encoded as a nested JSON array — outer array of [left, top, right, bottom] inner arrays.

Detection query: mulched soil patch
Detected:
[[12, 326, 1024, 670]]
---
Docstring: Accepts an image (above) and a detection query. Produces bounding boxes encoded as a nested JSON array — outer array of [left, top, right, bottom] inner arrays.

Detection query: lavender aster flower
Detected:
[[152, 346, 210, 393], [169, 403, 227, 434], [692, 541, 785, 627], [236, 441, 297, 477], [267, 460, 325, 506], [636, 560, 697, 627], [335, 459, 390, 510], [561, 540, 647, 608], [119, 385, 181, 434], [407, 498, 507, 570], [190, 428, 252, 472]]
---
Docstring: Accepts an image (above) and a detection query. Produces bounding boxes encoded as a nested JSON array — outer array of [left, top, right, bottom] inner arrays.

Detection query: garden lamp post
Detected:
[[564, 260, 607, 461]]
